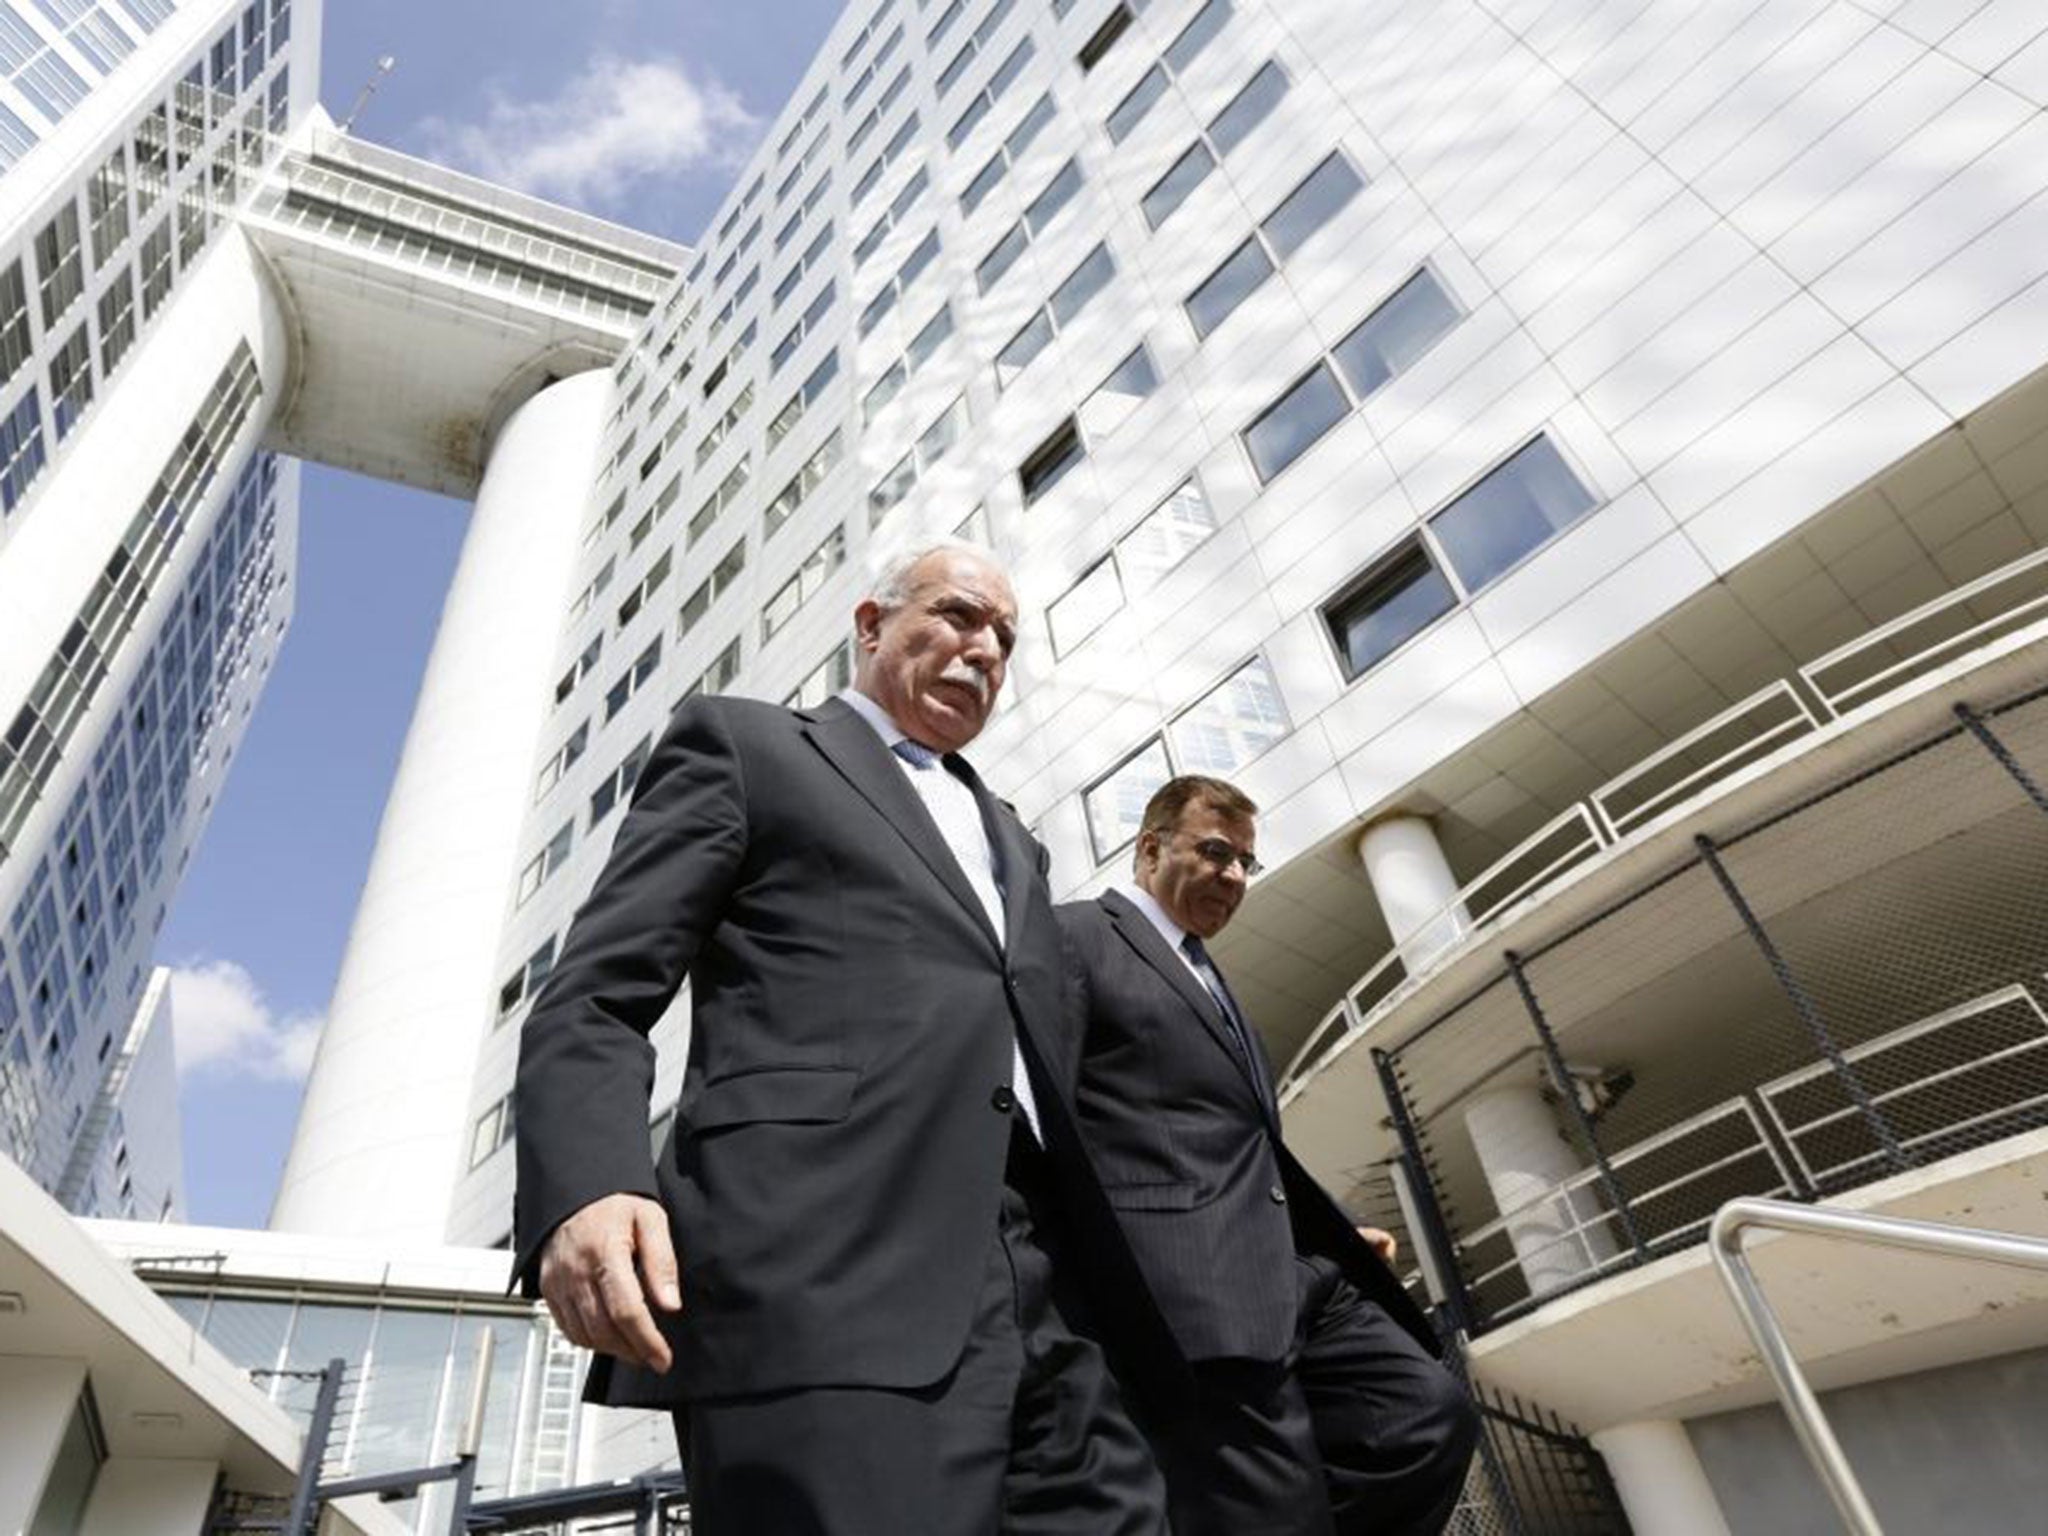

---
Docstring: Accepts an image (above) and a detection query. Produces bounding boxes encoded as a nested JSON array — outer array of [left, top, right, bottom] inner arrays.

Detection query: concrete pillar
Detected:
[[1462, 1079, 1617, 1299], [0, 1356, 88, 1534], [270, 369, 610, 1243], [1356, 815, 1468, 968], [81, 1459, 221, 1536], [1590, 1420, 1734, 1536]]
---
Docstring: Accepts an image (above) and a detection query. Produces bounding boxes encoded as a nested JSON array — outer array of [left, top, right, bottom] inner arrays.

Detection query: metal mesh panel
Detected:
[[1441, 1367, 1633, 1535]]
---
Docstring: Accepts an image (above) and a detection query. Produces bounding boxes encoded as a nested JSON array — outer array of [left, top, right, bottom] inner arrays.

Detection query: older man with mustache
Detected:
[[513, 537, 1169, 1535]]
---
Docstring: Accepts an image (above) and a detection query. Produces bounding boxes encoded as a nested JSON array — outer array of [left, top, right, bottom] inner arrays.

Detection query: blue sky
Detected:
[[162, 0, 844, 1227]]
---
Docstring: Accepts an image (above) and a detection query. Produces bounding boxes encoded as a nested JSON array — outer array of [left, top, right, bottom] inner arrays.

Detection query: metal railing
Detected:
[[1278, 541, 2048, 1105], [1709, 1197, 2048, 1534]]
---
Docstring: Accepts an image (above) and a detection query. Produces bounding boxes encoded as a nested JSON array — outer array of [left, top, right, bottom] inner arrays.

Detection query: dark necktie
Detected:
[[1181, 933, 1257, 1070]]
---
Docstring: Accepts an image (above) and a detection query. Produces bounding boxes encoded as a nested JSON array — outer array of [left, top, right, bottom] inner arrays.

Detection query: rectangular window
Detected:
[[1261, 151, 1365, 259], [1142, 141, 1215, 230], [0, 260, 27, 384], [1019, 417, 1084, 505], [1164, 0, 1232, 72], [1084, 737, 1170, 861], [1184, 236, 1272, 338], [0, 388, 45, 512], [1049, 556, 1121, 657], [47, 322, 92, 438], [1323, 539, 1456, 680], [1428, 436, 1598, 593], [1078, 3, 1132, 70], [35, 203, 84, 327], [138, 221, 172, 317], [1208, 59, 1288, 156], [96, 270, 135, 374], [1331, 268, 1462, 399], [1242, 363, 1347, 483], [1106, 63, 1167, 143], [764, 428, 843, 538], [1078, 343, 1159, 438], [1117, 479, 1217, 591], [87, 146, 129, 267], [589, 734, 652, 826], [1168, 656, 1287, 776], [761, 524, 847, 642]]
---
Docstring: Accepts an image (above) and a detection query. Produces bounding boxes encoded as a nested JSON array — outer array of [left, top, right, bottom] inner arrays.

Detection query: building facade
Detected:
[[5, 0, 2048, 1529]]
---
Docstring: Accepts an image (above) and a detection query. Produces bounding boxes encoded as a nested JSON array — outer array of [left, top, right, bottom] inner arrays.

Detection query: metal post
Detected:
[[448, 1328, 495, 1534], [283, 1358, 345, 1536], [1371, 1047, 1477, 1332], [1503, 952, 1647, 1259], [1695, 835, 1909, 1176], [1955, 702, 2048, 815]]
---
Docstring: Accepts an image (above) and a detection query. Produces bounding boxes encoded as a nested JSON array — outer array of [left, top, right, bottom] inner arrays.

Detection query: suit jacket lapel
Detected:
[[1100, 889, 1269, 1110], [801, 699, 1000, 952]]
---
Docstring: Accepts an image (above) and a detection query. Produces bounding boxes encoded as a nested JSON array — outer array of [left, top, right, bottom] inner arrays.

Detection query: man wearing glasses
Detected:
[[1057, 775, 1477, 1535]]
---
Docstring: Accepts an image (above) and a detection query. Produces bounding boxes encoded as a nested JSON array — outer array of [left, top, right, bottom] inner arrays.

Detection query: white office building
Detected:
[[7, 0, 2048, 1528]]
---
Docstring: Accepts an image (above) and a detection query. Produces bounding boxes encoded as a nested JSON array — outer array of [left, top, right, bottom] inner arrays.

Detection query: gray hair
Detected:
[[864, 532, 1003, 611]]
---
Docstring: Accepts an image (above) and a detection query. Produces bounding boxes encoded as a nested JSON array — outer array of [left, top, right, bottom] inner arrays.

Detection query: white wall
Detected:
[[0, 1355, 87, 1534], [79, 1459, 220, 1536]]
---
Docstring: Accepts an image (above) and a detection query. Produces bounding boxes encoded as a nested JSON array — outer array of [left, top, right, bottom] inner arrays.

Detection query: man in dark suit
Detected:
[[1058, 774, 1479, 1536], [513, 538, 1167, 1535]]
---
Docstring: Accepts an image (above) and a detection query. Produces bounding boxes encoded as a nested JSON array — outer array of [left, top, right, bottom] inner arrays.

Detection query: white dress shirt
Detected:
[[839, 688, 1040, 1136]]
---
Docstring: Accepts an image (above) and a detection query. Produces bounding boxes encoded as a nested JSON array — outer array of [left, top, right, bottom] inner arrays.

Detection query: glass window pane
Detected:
[[199, 1296, 295, 1373], [1208, 60, 1288, 157], [1019, 418, 1084, 504], [1080, 343, 1159, 436], [1261, 151, 1365, 260], [1184, 236, 1272, 338], [1429, 435, 1597, 592], [908, 303, 954, 367], [996, 307, 1055, 385], [976, 221, 1028, 293], [1164, 0, 1232, 73], [1107, 63, 1168, 143], [1049, 243, 1115, 326], [962, 153, 1005, 215], [356, 1307, 458, 1474], [1117, 479, 1217, 591], [1169, 655, 1289, 773], [1325, 540, 1457, 679], [1024, 158, 1081, 235], [1085, 737, 1172, 862], [1141, 140, 1215, 230], [1242, 363, 1348, 482], [1009, 91, 1056, 155], [1048, 557, 1122, 656], [1332, 268, 1462, 399]]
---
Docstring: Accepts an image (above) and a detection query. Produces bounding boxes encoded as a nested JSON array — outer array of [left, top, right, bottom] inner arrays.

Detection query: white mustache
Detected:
[[939, 664, 990, 703]]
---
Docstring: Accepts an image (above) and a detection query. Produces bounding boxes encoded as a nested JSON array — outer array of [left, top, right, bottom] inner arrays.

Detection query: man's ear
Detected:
[[853, 598, 883, 652]]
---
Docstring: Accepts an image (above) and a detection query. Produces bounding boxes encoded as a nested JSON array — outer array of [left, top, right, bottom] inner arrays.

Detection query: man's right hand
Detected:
[[538, 1192, 681, 1372]]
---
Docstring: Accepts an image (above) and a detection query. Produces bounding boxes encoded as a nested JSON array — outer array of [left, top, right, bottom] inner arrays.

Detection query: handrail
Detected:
[[1709, 1197, 2048, 1534]]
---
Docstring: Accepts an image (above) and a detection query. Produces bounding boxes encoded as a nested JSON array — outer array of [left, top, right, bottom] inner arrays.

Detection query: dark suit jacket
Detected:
[[514, 694, 1126, 1406], [1057, 889, 1438, 1366]]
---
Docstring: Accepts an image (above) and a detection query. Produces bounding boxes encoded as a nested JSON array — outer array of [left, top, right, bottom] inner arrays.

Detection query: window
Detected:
[[773, 221, 833, 308], [976, 158, 1081, 293], [35, 203, 85, 327], [767, 348, 840, 450], [854, 166, 928, 268], [29, 1389, 104, 1532], [938, 0, 1018, 98], [603, 638, 662, 721], [0, 388, 45, 512], [138, 221, 172, 316], [589, 735, 652, 826], [470, 1096, 513, 1166], [615, 549, 672, 629], [48, 322, 92, 438], [763, 428, 843, 538], [852, 109, 920, 205], [772, 280, 835, 372], [497, 937, 557, 1019], [1184, 150, 1364, 337], [961, 91, 1052, 217], [87, 146, 129, 267], [1084, 654, 1285, 862], [1077, 343, 1159, 438], [784, 640, 854, 708], [1164, 0, 1231, 72], [679, 537, 748, 637], [514, 823, 573, 907], [695, 383, 756, 468], [97, 270, 135, 373], [1208, 59, 1287, 154], [0, 260, 28, 385], [947, 33, 1032, 151], [1107, 65, 1168, 143], [1046, 477, 1216, 656], [1331, 267, 1462, 398], [1077, 3, 1133, 70], [1141, 141, 1215, 230], [692, 455, 752, 542], [870, 395, 967, 517], [1018, 416, 1083, 505], [1241, 363, 1346, 483], [1428, 436, 1597, 592], [762, 524, 847, 641], [1323, 539, 1455, 680], [863, 303, 953, 423], [996, 242, 1116, 387], [860, 227, 941, 336], [554, 635, 602, 704], [535, 720, 589, 799], [685, 638, 743, 701]]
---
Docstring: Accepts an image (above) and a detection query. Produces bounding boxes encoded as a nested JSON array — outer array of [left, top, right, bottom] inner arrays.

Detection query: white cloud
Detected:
[[168, 960, 323, 1083], [418, 55, 760, 209]]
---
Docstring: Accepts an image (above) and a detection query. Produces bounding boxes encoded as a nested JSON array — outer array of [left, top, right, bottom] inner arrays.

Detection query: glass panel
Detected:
[[1085, 737, 1171, 861], [1428, 435, 1597, 592], [1164, 0, 1232, 73], [1326, 540, 1457, 679], [1242, 363, 1348, 482], [1107, 63, 1168, 143], [996, 307, 1055, 386], [1142, 140, 1215, 230], [1184, 236, 1272, 338], [200, 1295, 295, 1373], [1332, 268, 1461, 398], [356, 1307, 457, 1477], [276, 1302, 376, 1457], [1261, 151, 1365, 260], [1023, 158, 1081, 235], [1208, 60, 1288, 156], [976, 221, 1028, 293], [1048, 557, 1122, 656], [1050, 243, 1115, 326], [1169, 655, 1288, 773], [1117, 480, 1217, 591]]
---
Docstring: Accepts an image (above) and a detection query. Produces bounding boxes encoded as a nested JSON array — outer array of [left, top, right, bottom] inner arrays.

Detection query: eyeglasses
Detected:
[[1184, 835, 1262, 878]]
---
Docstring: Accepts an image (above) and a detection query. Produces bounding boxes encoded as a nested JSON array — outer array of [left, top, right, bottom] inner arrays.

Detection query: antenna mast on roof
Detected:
[[338, 55, 398, 135]]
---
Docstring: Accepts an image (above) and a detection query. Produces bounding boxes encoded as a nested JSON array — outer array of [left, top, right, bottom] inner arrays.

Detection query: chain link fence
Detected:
[[1374, 679, 2048, 1335]]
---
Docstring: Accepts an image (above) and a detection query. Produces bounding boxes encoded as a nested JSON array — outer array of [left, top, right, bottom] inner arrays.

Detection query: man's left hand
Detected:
[[1357, 1225, 1399, 1264]]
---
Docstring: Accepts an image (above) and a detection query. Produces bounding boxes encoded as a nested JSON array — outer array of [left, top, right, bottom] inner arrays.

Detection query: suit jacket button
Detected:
[[1269, 1184, 1287, 1204], [992, 1085, 1016, 1114]]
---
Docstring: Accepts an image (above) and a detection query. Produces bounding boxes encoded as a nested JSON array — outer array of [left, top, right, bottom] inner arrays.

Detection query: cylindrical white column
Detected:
[[270, 370, 610, 1243], [1463, 1080, 1617, 1298], [1357, 815, 1468, 967], [1590, 1420, 1734, 1536]]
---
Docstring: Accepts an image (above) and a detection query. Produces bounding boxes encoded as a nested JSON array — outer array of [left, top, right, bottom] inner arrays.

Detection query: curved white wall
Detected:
[[269, 370, 609, 1243]]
